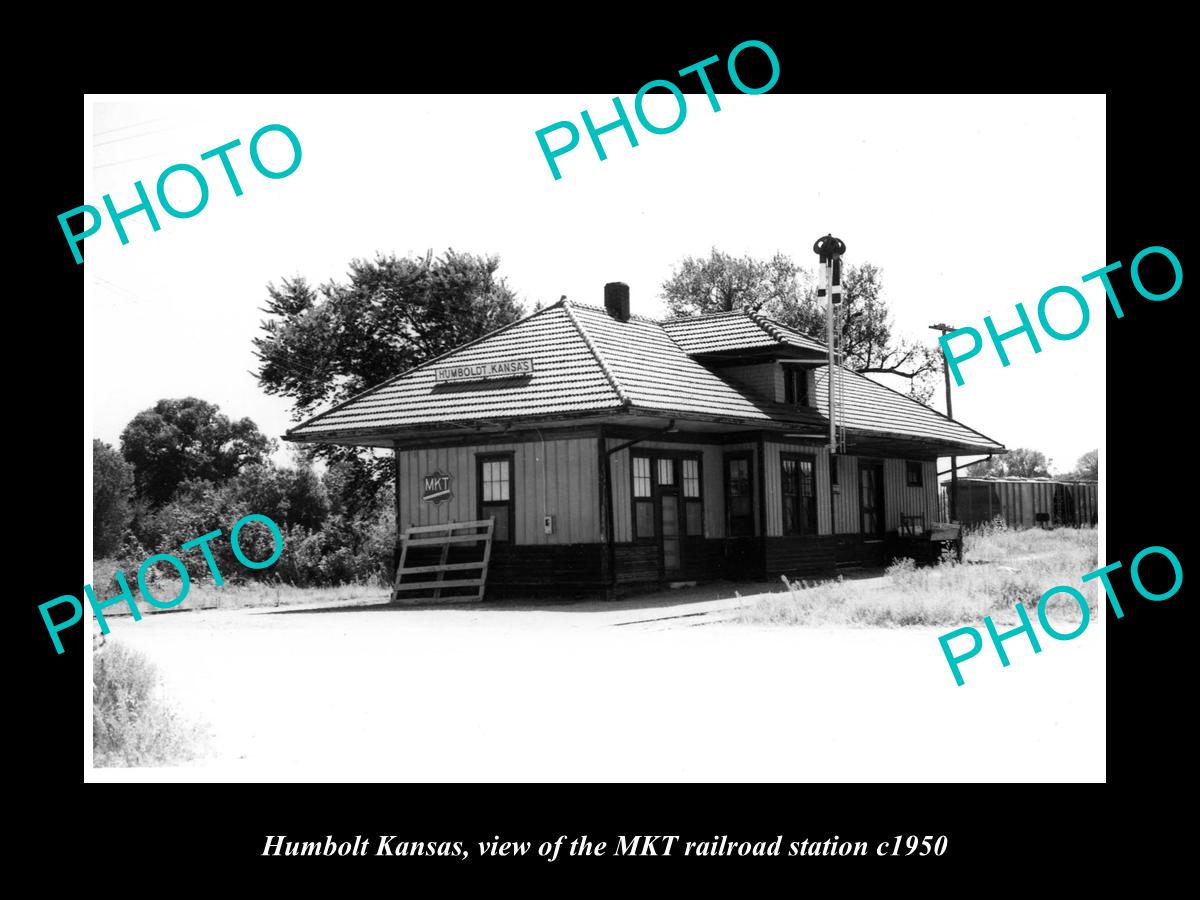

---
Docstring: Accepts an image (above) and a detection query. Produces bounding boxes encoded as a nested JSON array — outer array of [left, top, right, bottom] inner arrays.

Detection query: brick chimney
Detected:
[[604, 282, 630, 322]]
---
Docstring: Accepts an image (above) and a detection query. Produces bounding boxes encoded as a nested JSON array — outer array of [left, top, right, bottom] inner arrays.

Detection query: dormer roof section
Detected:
[[661, 307, 827, 362]]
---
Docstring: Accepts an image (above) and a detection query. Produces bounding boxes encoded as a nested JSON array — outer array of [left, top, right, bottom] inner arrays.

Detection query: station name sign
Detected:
[[434, 357, 536, 383]]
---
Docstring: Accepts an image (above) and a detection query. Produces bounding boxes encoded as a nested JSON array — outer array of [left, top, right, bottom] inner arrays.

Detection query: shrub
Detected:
[[92, 532, 153, 602], [361, 492, 397, 582], [122, 468, 395, 591], [222, 463, 331, 533], [937, 544, 961, 567], [134, 477, 251, 578], [965, 514, 1009, 539], [271, 511, 394, 588], [93, 643, 206, 767]]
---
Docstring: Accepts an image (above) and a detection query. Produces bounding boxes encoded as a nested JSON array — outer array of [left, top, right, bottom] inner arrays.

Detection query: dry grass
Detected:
[[737, 524, 1098, 628], [88, 561, 387, 618]]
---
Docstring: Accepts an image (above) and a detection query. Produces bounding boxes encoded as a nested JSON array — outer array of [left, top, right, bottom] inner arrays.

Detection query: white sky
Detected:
[[85, 94, 1104, 475]]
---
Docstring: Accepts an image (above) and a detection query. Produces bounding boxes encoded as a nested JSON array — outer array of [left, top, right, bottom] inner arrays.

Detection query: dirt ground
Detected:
[[92, 577, 1105, 782]]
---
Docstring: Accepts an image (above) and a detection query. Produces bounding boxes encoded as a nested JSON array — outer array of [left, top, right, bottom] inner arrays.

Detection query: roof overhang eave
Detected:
[[283, 405, 633, 444], [691, 345, 826, 363], [841, 426, 1006, 458]]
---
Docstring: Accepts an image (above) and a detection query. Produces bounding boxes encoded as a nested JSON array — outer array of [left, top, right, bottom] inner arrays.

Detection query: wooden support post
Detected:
[[393, 446, 403, 581], [599, 433, 616, 599], [756, 434, 768, 579], [756, 434, 767, 538]]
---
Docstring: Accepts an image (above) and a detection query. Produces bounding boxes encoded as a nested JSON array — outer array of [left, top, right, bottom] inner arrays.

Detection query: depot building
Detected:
[[285, 283, 1004, 595]]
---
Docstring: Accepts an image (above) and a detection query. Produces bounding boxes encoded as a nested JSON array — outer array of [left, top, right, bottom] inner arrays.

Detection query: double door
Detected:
[[633, 454, 702, 579]]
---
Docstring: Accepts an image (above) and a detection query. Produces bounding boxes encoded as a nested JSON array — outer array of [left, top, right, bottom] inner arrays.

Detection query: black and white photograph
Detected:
[[74, 90, 1113, 784]]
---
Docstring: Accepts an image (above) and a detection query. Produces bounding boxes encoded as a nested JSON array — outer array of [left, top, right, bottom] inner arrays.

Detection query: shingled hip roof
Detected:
[[285, 300, 1002, 455], [661, 308, 826, 355], [284, 302, 622, 436], [566, 303, 822, 425], [814, 367, 1001, 452]]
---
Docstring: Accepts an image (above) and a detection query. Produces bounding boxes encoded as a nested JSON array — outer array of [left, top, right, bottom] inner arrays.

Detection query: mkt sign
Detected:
[[434, 357, 535, 383], [422, 471, 454, 504]]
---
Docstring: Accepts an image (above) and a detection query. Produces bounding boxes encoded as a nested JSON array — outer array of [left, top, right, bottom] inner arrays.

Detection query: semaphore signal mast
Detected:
[[814, 234, 847, 454]]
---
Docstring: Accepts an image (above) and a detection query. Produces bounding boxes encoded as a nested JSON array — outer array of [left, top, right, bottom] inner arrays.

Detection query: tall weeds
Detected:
[[93, 643, 208, 767], [738, 526, 1098, 628]]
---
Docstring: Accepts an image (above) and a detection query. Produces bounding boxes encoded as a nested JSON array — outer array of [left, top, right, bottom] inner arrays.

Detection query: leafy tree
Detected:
[[136, 477, 273, 582], [661, 252, 940, 402], [254, 250, 525, 511], [255, 250, 524, 418], [662, 248, 800, 316], [1065, 449, 1098, 481], [226, 463, 331, 532], [771, 263, 940, 403], [966, 448, 1052, 478], [93, 439, 135, 556], [135, 463, 331, 580], [120, 399, 274, 506], [322, 456, 389, 520]]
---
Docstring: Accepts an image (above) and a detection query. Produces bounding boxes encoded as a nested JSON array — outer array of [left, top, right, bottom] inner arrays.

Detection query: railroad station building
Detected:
[[285, 283, 1005, 595]]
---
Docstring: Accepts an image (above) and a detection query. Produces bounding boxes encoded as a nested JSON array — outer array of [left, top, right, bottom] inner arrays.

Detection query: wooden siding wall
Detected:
[[722, 363, 818, 410], [882, 458, 938, 531], [397, 439, 600, 545], [608, 439, 729, 541], [831, 453, 860, 534], [398, 438, 941, 548], [923, 461, 939, 524], [763, 440, 832, 537], [830, 455, 937, 535], [722, 364, 782, 402]]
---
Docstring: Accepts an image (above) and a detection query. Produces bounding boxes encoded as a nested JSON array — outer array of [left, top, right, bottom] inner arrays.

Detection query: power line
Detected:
[[91, 276, 420, 393], [93, 126, 175, 148], [88, 288, 355, 387], [93, 117, 167, 137], [93, 152, 168, 171], [92, 277, 150, 305]]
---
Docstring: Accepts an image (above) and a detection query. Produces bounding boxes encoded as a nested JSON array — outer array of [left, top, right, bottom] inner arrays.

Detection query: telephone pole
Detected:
[[929, 323, 958, 522]]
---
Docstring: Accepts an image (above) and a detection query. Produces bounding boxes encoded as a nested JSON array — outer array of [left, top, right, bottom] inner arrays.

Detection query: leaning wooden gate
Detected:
[[392, 519, 494, 603]]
